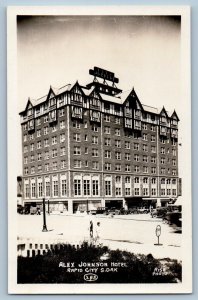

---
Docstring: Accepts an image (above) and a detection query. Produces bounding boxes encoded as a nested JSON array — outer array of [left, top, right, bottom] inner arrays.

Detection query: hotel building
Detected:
[[19, 67, 181, 213]]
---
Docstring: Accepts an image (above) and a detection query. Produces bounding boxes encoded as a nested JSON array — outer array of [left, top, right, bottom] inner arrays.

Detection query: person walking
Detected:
[[89, 220, 93, 238]]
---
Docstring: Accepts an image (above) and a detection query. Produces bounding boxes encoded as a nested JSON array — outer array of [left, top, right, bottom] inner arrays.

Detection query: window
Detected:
[[84, 121, 87, 128], [115, 128, 120, 136], [161, 147, 165, 154], [44, 116, 48, 123], [45, 164, 49, 171], [31, 167, 35, 174], [38, 153, 42, 161], [160, 137, 165, 144], [37, 165, 42, 172], [74, 160, 81, 168], [125, 164, 131, 172], [151, 178, 156, 184], [92, 136, 98, 144], [116, 176, 121, 183], [134, 154, 139, 162], [30, 134, 34, 140], [23, 123, 27, 131], [167, 189, 171, 196], [172, 189, 177, 196], [125, 153, 130, 161], [142, 123, 147, 130], [134, 165, 140, 173], [60, 120, 65, 129], [105, 180, 111, 196], [172, 140, 176, 146], [24, 146, 28, 153], [104, 138, 111, 146], [134, 143, 139, 150], [125, 141, 130, 149], [151, 156, 156, 164], [74, 179, 81, 196], [115, 117, 120, 124], [37, 129, 41, 137], [104, 126, 111, 134], [125, 176, 130, 183], [37, 141, 41, 149], [24, 134, 27, 142], [83, 180, 90, 196], [85, 161, 88, 167], [45, 182, 50, 197], [53, 162, 57, 170], [36, 118, 41, 126], [59, 108, 65, 117], [134, 177, 139, 184], [44, 151, 49, 160], [105, 150, 111, 159], [161, 189, 166, 196], [74, 146, 81, 155], [151, 146, 156, 153], [151, 125, 155, 131], [173, 149, 177, 156], [30, 144, 34, 151], [116, 187, 121, 196], [52, 136, 57, 145], [151, 135, 156, 142], [74, 133, 80, 142], [143, 133, 147, 141], [53, 181, 58, 196], [125, 188, 131, 196], [61, 179, 67, 196], [172, 179, 176, 184], [44, 139, 49, 147], [105, 163, 111, 171], [115, 152, 121, 160], [143, 155, 148, 163], [143, 188, 148, 196], [38, 182, 43, 197], [115, 140, 121, 148], [151, 167, 156, 174], [85, 134, 88, 141], [92, 124, 98, 132], [134, 188, 140, 196], [161, 168, 166, 175], [60, 147, 66, 156], [151, 188, 156, 196], [104, 114, 110, 122], [50, 125, 56, 133], [85, 147, 88, 154], [143, 144, 148, 152], [92, 180, 99, 196], [92, 161, 99, 170], [172, 169, 177, 175], [161, 158, 165, 164], [31, 182, 36, 197], [143, 166, 148, 173], [44, 127, 48, 135], [60, 133, 65, 143], [24, 157, 28, 164], [52, 149, 57, 158], [92, 149, 98, 157], [115, 164, 121, 171], [143, 177, 148, 184]]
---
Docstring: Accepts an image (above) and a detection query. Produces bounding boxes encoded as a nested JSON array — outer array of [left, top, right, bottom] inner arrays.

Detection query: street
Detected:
[[17, 213, 182, 260]]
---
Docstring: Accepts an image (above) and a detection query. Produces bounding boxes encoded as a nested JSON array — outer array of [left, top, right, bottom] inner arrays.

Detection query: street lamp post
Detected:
[[42, 197, 48, 232]]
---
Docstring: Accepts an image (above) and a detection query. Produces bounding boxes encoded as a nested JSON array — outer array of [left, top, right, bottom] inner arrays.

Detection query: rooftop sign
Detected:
[[89, 67, 119, 83]]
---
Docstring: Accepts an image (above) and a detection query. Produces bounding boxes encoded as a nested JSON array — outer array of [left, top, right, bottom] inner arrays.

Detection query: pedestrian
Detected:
[[89, 220, 93, 238], [95, 222, 101, 243]]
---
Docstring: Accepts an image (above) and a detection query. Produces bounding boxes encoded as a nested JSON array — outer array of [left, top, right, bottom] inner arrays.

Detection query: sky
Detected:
[[17, 15, 185, 176]]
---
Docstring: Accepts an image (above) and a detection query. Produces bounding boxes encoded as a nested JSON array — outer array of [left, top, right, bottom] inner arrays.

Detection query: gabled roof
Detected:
[[171, 110, 180, 121], [70, 81, 85, 96], [160, 106, 169, 118], [121, 88, 144, 110], [99, 92, 122, 104]]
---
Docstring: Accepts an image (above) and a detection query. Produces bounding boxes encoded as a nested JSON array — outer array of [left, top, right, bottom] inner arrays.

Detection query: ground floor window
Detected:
[[134, 188, 140, 196], [46, 182, 51, 197], [83, 180, 90, 196], [92, 180, 99, 196], [53, 180, 58, 197], [116, 187, 121, 196], [38, 182, 43, 197], [25, 184, 29, 198], [31, 183, 36, 198], [61, 180, 67, 196], [105, 180, 111, 196], [74, 179, 81, 196], [125, 187, 131, 196]]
